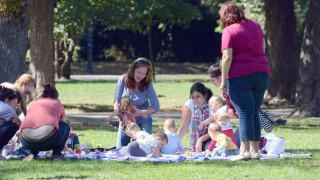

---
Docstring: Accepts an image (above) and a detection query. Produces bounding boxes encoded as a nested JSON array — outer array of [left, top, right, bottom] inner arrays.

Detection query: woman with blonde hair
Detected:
[[113, 57, 160, 148], [1, 74, 36, 116]]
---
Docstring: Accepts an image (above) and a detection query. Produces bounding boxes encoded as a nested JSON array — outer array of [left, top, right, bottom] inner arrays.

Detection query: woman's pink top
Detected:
[[20, 98, 65, 131], [221, 19, 270, 79]]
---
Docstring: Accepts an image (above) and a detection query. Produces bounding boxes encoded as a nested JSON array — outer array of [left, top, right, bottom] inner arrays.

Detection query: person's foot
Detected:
[[52, 154, 68, 161], [251, 153, 260, 160], [23, 154, 37, 161], [0, 154, 7, 160], [231, 152, 251, 161]]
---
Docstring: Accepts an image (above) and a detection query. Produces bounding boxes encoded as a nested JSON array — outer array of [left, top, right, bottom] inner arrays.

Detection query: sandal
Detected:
[[231, 152, 251, 161]]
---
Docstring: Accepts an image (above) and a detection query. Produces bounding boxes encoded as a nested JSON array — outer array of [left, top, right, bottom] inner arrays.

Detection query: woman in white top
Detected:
[[177, 82, 212, 152]]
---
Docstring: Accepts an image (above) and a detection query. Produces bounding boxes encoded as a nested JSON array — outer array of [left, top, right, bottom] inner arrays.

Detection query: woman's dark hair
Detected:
[[125, 57, 153, 92], [0, 86, 19, 102], [190, 82, 213, 102], [34, 83, 59, 100], [208, 61, 221, 78], [219, 1, 247, 27]]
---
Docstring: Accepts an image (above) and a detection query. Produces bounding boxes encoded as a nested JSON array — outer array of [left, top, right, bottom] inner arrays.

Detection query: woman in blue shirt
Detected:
[[113, 57, 160, 148]]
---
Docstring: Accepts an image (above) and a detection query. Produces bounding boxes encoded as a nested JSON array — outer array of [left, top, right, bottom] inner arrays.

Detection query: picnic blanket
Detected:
[[33, 147, 311, 162]]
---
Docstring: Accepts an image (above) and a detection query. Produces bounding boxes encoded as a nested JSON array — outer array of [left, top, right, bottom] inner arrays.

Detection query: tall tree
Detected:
[[29, 0, 55, 87], [292, 0, 320, 117], [265, 0, 300, 105], [0, 0, 31, 83]]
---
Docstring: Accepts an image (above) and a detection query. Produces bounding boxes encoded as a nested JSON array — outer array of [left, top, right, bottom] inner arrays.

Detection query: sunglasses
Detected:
[[136, 60, 151, 66]]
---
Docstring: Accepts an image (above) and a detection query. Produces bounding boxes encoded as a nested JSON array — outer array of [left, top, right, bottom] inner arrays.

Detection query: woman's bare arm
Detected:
[[177, 106, 192, 139]]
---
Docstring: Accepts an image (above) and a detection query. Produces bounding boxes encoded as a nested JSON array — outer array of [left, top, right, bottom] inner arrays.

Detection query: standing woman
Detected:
[[20, 83, 70, 160], [219, 2, 270, 160], [1, 74, 36, 116], [114, 57, 160, 148]]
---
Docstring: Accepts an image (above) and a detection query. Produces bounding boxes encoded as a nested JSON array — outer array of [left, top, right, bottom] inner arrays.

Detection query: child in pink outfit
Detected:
[[106, 96, 144, 129]]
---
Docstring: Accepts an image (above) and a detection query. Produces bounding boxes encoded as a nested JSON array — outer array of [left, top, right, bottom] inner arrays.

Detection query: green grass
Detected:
[[56, 75, 221, 113], [1, 118, 320, 179]]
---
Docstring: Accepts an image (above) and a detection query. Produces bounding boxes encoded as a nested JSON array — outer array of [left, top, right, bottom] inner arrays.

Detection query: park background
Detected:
[[1, 0, 320, 179]]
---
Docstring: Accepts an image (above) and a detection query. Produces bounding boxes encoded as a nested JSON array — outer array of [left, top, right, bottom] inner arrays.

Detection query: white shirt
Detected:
[[0, 101, 15, 126]]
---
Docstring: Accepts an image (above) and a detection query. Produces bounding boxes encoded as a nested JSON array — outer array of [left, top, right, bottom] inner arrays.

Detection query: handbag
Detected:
[[259, 110, 275, 133]]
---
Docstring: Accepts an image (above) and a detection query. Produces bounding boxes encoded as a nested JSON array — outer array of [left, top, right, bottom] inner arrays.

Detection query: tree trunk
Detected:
[[54, 41, 65, 79], [0, 1, 31, 83], [265, 0, 299, 105], [29, 0, 55, 88], [60, 39, 76, 79], [147, 25, 155, 81], [292, 0, 320, 117]]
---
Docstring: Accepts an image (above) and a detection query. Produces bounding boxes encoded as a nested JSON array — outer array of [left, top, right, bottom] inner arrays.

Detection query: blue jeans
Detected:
[[20, 122, 70, 156], [0, 121, 19, 149], [227, 72, 269, 141], [116, 118, 152, 148]]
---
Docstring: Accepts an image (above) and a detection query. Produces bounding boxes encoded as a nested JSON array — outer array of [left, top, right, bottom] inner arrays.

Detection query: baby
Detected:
[[160, 119, 184, 154], [207, 122, 239, 157], [125, 123, 168, 158], [198, 95, 237, 148], [106, 96, 145, 129]]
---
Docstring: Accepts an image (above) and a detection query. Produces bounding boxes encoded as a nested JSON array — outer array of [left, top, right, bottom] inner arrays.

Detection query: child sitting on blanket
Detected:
[[125, 123, 168, 158], [198, 95, 237, 147], [207, 122, 239, 157], [160, 119, 184, 154], [105, 96, 145, 129], [63, 120, 80, 154]]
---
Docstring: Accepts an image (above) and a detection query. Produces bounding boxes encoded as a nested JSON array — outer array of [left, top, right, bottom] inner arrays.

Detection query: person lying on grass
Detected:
[[125, 123, 168, 158]]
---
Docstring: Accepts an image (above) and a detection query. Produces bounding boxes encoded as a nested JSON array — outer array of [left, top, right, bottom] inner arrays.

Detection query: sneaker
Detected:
[[231, 152, 251, 161], [52, 154, 68, 161], [251, 153, 260, 160], [23, 154, 37, 161]]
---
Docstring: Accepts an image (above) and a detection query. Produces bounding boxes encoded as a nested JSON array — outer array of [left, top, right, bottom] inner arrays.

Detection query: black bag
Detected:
[[259, 110, 275, 133]]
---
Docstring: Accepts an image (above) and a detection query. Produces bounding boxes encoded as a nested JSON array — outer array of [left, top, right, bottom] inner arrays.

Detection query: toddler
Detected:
[[160, 119, 184, 154], [207, 122, 239, 157], [63, 120, 80, 154], [106, 96, 144, 129], [125, 123, 168, 158], [198, 95, 237, 148]]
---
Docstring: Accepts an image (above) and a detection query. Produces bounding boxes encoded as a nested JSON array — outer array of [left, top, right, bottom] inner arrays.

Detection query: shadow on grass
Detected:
[[37, 175, 89, 179], [64, 104, 114, 112]]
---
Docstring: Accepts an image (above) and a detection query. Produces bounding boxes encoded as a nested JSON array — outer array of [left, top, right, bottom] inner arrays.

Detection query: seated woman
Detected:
[[1, 74, 36, 116], [177, 82, 212, 152], [20, 83, 70, 161], [0, 86, 21, 160]]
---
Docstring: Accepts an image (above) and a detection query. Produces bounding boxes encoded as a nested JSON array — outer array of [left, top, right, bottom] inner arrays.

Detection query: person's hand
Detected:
[[217, 114, 231, 122], [11, 117, 21, 126], [227, 108, 235, 116], [114, 102, 120, 111], [212, 148, 218, 153], [105, 117, 112, 122], [195, 140, 203, 152], [198, 123, 204, 130], [220, 82, 228, 94], [141, 110, 149, 118]]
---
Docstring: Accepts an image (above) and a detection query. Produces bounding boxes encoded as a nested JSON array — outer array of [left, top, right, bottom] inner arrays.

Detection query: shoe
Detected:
[[23, 154, 37, 161], [0, 154, 7, 160], [251, 153, 260, 160], [52, 154, 68, 161], [231, 152, 251, 161]]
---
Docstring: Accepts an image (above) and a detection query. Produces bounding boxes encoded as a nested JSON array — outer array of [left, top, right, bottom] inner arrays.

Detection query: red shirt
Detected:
[[221, 19, 270, 79], [20, 98, 65, 131]]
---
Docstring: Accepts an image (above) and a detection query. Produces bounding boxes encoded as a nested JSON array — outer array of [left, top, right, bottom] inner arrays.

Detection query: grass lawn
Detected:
[[1, 75, 319, 179], [1, 118, 320, 179]]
